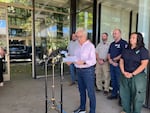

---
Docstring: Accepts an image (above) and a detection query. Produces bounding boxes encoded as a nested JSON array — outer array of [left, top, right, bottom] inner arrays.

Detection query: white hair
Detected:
[[76, 27, 88, 38]]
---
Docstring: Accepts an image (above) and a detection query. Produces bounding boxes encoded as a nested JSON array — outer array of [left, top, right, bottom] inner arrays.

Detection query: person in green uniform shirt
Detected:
[[119, 32, 149, 113]]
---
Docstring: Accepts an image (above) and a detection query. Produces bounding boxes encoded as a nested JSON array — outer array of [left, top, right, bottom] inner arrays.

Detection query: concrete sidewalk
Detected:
[[0, 73, 149, 113]]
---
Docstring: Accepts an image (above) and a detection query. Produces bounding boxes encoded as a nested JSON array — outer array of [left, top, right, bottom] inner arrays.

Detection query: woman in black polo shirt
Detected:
[[119, 32, 149, 113]]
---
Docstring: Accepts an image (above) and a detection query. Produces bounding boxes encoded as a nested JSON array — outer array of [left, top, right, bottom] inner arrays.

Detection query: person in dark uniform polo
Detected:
[[107, 29, 128, 100], [119, 32, 149, 113]]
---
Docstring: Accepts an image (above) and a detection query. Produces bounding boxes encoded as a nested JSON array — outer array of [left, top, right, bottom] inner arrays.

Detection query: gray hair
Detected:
[[76, 27, 88, 38]]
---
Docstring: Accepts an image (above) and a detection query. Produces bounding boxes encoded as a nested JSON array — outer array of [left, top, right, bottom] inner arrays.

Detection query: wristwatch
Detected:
[[83, 62, 86, 65], [132, 73, 135, 76]]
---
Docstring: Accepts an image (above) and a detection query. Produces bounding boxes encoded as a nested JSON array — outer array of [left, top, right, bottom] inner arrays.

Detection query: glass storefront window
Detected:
[[0, 1, 70, 76], [34, 9, 69, 55], [0, 8, 7, 47], [77, 10, 93, 40], [8, 6, 32, 45], [0, 6, 10, 80], [101, 4, 130, 42], [0, 0, 31, 6], [76, 0, 93, 40], [34, 3, 70, 75]]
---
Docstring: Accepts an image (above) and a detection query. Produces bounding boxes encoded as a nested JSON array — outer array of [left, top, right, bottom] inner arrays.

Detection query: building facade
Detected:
[[0, 0, 150, 108]]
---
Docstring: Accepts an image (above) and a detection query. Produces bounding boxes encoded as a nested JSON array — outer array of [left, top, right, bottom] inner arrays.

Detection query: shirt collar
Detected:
[[79, 40, 90, 46]]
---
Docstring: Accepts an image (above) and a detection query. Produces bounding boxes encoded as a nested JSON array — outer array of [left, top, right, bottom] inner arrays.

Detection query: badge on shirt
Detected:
[[115, 44, 120, 48], [135, 50, 140, 54], [125, 44, 128, 48]]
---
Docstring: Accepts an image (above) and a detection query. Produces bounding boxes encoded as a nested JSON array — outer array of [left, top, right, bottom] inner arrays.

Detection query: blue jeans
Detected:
[[69, 63, 76, 82], [76, 66, 96, 113], [110, 64, 121, 96]]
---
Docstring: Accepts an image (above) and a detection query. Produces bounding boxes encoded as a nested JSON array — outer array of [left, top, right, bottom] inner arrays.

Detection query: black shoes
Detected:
[[118, 96, 122, 106], [95, 88, 102, 92], [103, 91, 109, 96], [107, 95, 118, 100], [69, 82, 75, 86], [73, 108, 86, 113]]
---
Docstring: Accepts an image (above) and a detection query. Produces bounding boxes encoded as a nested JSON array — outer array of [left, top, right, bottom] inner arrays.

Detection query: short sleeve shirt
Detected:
[[108, 39, 128, 59], [121, 47, 149, 73], [96, 42, 110, 60]]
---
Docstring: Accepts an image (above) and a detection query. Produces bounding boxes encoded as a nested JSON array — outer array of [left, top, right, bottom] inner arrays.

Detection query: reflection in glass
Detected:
[[34, 4, 70, 75], [77, 11, 93, 40]]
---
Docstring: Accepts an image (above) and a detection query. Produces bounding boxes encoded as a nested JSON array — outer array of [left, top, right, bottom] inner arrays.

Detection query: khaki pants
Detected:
[[95, 62, 110, 91]]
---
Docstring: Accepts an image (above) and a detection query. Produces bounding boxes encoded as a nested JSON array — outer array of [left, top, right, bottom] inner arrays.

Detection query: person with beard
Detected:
[[95, 32, 110, 95]]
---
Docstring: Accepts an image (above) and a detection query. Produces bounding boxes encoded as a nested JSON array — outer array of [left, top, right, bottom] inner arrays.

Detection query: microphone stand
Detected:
[[45, 57, 48, 113], [60, 57, 64, 113], [45, 56, 58, 113], [45, 55, 64, 113]]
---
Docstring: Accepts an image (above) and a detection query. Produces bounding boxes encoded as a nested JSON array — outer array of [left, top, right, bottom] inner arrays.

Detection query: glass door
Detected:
[[0, 6, 10, 81], [34, 5, 70, 77]]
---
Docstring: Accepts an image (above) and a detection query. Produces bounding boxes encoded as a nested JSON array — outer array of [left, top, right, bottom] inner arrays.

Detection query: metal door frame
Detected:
[[0, 5, 10, 81]]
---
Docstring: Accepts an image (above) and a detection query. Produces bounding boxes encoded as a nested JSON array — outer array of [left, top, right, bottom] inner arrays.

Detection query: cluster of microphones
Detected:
[[47, 48, 68, 64]]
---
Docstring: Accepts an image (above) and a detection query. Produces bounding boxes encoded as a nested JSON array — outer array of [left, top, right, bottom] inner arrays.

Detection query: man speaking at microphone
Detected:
[[73, 28, 96, 113]]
